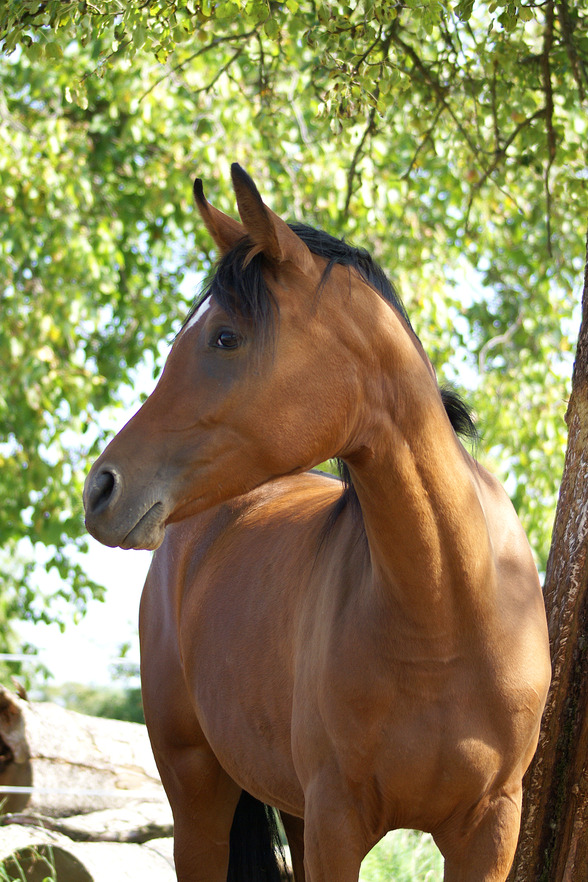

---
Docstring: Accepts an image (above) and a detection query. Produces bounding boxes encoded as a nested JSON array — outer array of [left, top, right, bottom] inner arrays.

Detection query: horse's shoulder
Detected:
[[472, 461, 548, 667], [473, 461, 534, 568]]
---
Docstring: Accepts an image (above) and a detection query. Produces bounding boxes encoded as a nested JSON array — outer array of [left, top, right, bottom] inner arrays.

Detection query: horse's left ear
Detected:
[[231, 164, 317, 276], [193, 178, 247, 255]]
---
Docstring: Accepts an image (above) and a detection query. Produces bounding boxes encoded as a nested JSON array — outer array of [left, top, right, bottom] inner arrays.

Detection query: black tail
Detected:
[[227, 790, 290, 881]]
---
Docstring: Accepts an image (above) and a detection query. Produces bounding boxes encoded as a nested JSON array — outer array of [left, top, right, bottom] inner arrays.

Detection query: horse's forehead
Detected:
[[181, 298, 215, 335], [179, 256, 364, 347]]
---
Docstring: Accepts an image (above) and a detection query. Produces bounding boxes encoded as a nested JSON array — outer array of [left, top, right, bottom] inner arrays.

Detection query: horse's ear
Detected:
[[193, 178, 247, 254], [230, 164, 316, 276]]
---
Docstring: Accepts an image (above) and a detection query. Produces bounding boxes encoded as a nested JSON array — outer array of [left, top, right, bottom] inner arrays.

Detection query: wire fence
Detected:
[[0, 653, 139, 667], [0, 785, 162, 798]]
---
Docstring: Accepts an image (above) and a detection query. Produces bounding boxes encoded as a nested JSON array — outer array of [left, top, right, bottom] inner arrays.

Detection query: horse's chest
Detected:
[[294, 633, 515, 824]]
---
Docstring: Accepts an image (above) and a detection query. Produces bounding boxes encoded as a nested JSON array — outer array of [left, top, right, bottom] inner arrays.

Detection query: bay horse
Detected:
[[83, 164, 551, 882]]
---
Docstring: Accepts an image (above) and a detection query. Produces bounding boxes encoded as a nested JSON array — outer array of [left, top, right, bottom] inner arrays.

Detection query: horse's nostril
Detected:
[[88, 469, 119, 516]]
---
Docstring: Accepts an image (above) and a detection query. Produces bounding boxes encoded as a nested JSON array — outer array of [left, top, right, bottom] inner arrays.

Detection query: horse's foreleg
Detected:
[[301, 775, 366, 882], [154, 743, 241, 882], [280, 811, 306, 882], [436, 788, 522, 882]]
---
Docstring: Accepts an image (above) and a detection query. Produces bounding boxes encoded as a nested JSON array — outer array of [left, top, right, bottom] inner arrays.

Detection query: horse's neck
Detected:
[[344, 333, 493, 634]]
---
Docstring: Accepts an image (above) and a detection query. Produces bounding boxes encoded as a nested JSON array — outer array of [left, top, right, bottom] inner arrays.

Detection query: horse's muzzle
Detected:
[[83, 464, 167, 550]]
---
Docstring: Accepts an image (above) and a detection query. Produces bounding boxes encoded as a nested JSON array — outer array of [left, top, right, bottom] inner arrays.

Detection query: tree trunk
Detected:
[[0, 686, 176, 880], [0, 824, 175, 881], [0, 685, 168, 817], [508, 236, 588, 879]]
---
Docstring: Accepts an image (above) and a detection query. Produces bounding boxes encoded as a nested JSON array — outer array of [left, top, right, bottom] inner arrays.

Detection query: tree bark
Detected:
[[0, 686, 175, 880], [508, 235, 588, 879], [0, 824, 175, 881], [0, 685, 168, 817], [2, 803, 173, 843]]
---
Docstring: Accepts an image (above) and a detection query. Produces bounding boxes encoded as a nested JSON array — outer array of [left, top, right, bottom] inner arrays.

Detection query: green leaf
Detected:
[[264, 17, 279, 38], [132, 23, 147, 48], [0, 0, 583, 635], [45, 41, 63, 58]]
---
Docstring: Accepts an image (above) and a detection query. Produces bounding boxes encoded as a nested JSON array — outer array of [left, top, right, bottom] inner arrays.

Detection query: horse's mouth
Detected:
[[121, 502, 166, 551]]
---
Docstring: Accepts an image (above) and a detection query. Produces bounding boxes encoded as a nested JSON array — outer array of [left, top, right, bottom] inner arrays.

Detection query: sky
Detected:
[[17, 541, 152, 687]]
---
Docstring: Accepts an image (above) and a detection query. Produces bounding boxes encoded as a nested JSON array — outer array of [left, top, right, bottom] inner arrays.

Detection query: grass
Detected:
[[0, 826, 441, 882], [360, 829, 443, 882], [0, 846, 57, 882]]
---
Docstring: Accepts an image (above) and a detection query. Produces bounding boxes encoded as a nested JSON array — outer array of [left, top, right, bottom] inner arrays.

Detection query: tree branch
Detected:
[[340, 22, 400, 220], [464, 108, 545, 232], [556, 0, 588, 102], [341, 104, 377, 222], [350, 24, 384, 78], [478, 312, 524, 374], [401, 104, 444, 181], [390, 30, 481, 160], [542, 0, 557, 257], [138, 28, 260, 103]]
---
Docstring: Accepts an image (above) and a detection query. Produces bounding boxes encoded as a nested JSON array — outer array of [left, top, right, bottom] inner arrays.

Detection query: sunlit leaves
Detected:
[[0, 0, 585, 639], [0, 39, 196, 633]]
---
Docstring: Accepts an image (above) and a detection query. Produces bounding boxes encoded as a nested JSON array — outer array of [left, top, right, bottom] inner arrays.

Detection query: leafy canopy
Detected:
[[0, 0, 585, 637]]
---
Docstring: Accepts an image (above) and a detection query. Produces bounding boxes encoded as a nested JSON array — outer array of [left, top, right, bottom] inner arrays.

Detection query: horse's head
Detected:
[[84, 164, 395, 550]]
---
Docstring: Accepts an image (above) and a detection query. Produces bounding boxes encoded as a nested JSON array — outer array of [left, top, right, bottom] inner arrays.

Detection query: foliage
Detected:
[[0, 644, 49, 694], [0, 1, 585, 636], [0, 28, 195, 636], [36, 642, 145, 721], [37, 681, 145, 724], [360, 829, 442, 881]]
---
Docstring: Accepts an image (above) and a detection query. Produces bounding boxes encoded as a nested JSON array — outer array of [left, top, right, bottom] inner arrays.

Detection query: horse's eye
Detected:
[[213, 329, 242, 350]]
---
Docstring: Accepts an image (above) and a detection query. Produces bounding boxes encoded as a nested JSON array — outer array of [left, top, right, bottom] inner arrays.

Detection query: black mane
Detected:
[[289, 223, 414, 330], [183, 222, 414, 338], [186, 222, 477, 526]]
